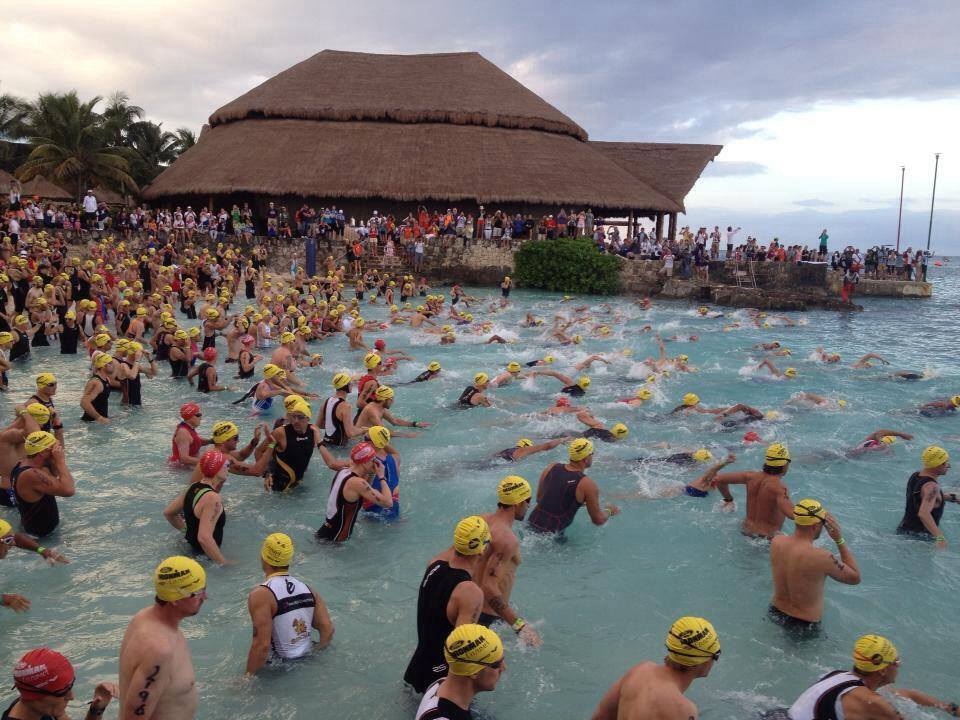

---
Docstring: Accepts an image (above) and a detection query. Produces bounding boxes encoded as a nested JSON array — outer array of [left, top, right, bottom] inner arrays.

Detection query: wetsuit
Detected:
[[80, 375, 111, 421], [458, 386, 480, 407], [416, 680, 472, 720], [169, 356, 188, 379], [583, 427, 615, 442], [30, 322, 49, 347], [785, 670, 865, 720], [896, 472, 944, 537], [11, 463, 59, 537], [561, 384, 585, 397], [409, 370, 437, 383], [183, 481, 225, 554], [636, 453, 697, 467], [362, 453, 399, 520], [169, 422, 203, 464], [154, 332, 171, 362], [403, 559, 473, 693], [121, 360, 142, 406], [27, 395, 58, 434], [237, 350, 255, 379], [527, 463, 584, 533], [268, 423, 317, 492], [496, 447, 519, 462], [320, 396, 347, 446], [59, 323, 79, 354], [9, 331, 30, 362], [316, 468, 363, 541], [196, 362, 213, 393]]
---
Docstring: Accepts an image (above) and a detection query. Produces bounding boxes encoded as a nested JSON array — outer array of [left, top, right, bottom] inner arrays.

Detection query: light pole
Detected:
[[895, 165, 905, 252], [926, 153, 941, 252]]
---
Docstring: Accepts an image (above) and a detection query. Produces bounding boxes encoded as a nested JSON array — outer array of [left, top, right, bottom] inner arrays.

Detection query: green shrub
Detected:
[[514, 238, 622, 294]]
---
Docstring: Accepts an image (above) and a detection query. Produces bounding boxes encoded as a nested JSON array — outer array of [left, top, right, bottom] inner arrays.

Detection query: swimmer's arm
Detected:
[[310, 587, 335, 648], [536, 464, 554, 502], [590, 674, 624, 720], [714, 471, 752, 501], [483, 538, 521, 625], [917, 483, 945, 538], [380, 409, 417, 430], [244, 587, 275, 675], [119, 649, 172, 720], [316, 443, 349, 471], [580, 477, 613, 526], [80, 378, 107, 421], [842, 687, 902, 720], [196, 497, 228, 565], [449, 581, 484, 626], [871, 429, 913, 441], [162, 492, 186, 530], [173, 430, 201, 467], [356, 476, 392, 509], [891, 688, 959, 717]]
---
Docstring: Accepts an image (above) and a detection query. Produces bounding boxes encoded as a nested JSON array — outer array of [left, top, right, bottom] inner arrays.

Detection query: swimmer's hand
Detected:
[[719, 500, 736, 513], [95, 416, 109, 425], [723, 453, 736, 464], [823, 513, 843, 543], [1, 593, 30, 612], [90, 681, 118, 711], [43, 548, 69, 565], [604, 504, 620, 517], [519, 624, 543, 647]]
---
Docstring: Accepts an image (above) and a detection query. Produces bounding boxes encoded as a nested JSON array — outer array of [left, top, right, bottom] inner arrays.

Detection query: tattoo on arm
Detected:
[[489, 596, 507, 614], [832, 556, 845, 571], [134, 665, 160, 716]]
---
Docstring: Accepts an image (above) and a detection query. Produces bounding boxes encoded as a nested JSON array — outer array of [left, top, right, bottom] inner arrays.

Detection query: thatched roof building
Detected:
[[146, 50, 721, 235], [92, 185, 126, 206], [20, 175, 71, 201]]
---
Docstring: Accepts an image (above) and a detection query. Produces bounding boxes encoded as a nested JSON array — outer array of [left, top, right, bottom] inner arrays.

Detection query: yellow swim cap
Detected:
[[261, 533, 294, 567], [173, 330, 188, 341], [880, 435, 896, 445], [94, 353, 114, 369], [665, 616, 721, 666], [921, 445, 949, 469], [280, 331, 295, 344], [154, 556, 206, 601], [36, 373, 56, 387], [474, 372, 489, 386], [332, 372, 351, 390], [507, 361, 521, 373], [838, 399, 848, 408], [646, 375, 657, 384], [263, 363, 284, 379], [289, 400, 312, 418], [25, 403, 51, 425], [577, 376, 591, 390], [94, 333, 111, 348], [543, 355, 555, 364], [24, 430, 56, 456], [683, 393, 700, 407], [0, 518, 11, 538], [364, 352, 382, 370], [188, 327, 201, 339], [427, 361, 441, 373], [516, 438, 533, 448], [283, 394, 305, 410], [693, 449, 713, 463], [636, 388, 653, 401], [952, 395, 960, 408], [853, 634, 899, 672], [0, 332, 12, 344], [573, 335, 582, 344], [355, 318, 365, 328], [442, 325, 453, 333], [765, 442, 791, 467], [569, 437, 594, 462], [444, 624, 504, 676], [765, 410, 781, 421], [698, 306, 708, 315], [611, 423, 629, 439], [368, 425, 391, 449], [793, 498, 827, 526], [784, 368, 797, 378], [678, 354, 689, 363], [453, 516, 491, 555], [212, 421, 239, 444], [497, 475, 532, 505], [375, 385, 394, 401]]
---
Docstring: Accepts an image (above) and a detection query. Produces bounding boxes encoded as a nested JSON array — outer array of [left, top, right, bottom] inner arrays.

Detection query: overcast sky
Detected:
[[6, 0, 959, 247]]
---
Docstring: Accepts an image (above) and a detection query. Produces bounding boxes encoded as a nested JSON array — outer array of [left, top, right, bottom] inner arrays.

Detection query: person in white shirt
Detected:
[[82, 190, 98, 228], [725, 226, 741, 258]]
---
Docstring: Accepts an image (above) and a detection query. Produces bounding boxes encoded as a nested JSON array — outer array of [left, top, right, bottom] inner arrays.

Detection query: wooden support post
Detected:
[[668, 212, 677, 243], [655, 212, 664, 241], [628, 210, 634, 240]]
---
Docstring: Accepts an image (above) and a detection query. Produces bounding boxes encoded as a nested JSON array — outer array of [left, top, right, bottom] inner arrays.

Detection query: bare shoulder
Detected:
[[122, 611, 179, 659], [843, 686, 899, 720]]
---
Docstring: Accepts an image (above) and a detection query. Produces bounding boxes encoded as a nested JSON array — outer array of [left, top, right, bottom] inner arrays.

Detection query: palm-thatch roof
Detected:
[[590, 142, 722, 212], [20, 175, 71, 201], [0, 168, 15, 187], [147, 50, 721, 213], [92, 185, 125, 206], [209, 50, 588, 141]]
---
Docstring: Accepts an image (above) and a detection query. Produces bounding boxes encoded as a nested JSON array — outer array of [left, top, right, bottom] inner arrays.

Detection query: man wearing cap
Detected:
[[356, 385, 427, 434], [206, 421, 273, 477], [6, 647, 116, 720], [119, 556, 207, 720], [477, 477, 543, 646], [897, 446, 959, 548], [917, 394, 960, 418], [592, 616, 721, 720], [318, 373, 368, 447], [163, 450, 232, 565], [80, 353, 119, 423], [245, 533, 335, 675], [264, 400, 322, 492], [492, 437, 565, 463], [270, 332, 308, 392], [10, 431, 74, 537], [783, 634, 960, 720], [356, 352, 386, 410], [169, 403, 210, 468], [769, 498, 860, 633], [527, 439, 619, 534], [407, 361, 443, 384], [316, 441, 393, 541], [714, 443, 797, 538], [404, 516, 489, 693], [416, 624, 506, 720], [458, 374, 492, 408], [22, 373, 64, 444], [531, 369, 591, 397]]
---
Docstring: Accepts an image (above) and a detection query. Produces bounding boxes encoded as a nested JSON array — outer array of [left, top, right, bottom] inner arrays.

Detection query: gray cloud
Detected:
[[794, 198, 836, 208], [703, 161, 768, 177]]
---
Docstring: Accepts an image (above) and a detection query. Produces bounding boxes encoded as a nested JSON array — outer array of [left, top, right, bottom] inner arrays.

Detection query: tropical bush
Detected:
[[514, 237, 622, 294]]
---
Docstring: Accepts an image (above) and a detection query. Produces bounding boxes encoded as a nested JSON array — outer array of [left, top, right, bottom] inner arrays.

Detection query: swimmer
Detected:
[[361, 425, 401, 520], [669, 393, 764, 423], [616, 453, 735, 500], [187, 347, 227, 392], [756, 358, 798, 379], [22, 372, 65, 444], [356, 352, 386, 409], [846, 429, 912, 457], [403, 516, 489, 693], [406, 361, 442, 384], [527, 439, 619, 534], [169, 403, 211, 467], [80, 353, 120, 423], [119, 556, 206, 720], [532, 369, 591, 397], [10, 431, 74, 538], [618, 387, 654, 408], [270, 332, 308, 391], [264, 399, 323, 492], [634, 448, 722, 470], [356, 385, 428, 434], [6, 647, 117, 720], [493, 437, 565, 462], [475, 476, 543, 645], [768, 499, 860, 633], [521, 312, 544, 327], [245, 532, 335, 675], [754, 341, 782, 351], [785, 392, 846, 409], [896, 445, 959, 547], [459, 373, 492, 408], [573, 354, 610, 371], [592, 617, 720, 720], [162, 450, 232, 565], [575, 411, 629, 443], [373, 337, 414, 361], [714, 443, 796, 539], [541, 396, 582, 415], [318, 373, 369, 446], [815, 347, 841, 363], [774, 634, 960, 720], [917, 394, 960, 417], [316, 442, 393, 541], [524, 354, 555, 368], [415, 625, 506, 720], [851, 352, 890, 368], [890, 370, 926, 381], [489, 361, 525, 387]]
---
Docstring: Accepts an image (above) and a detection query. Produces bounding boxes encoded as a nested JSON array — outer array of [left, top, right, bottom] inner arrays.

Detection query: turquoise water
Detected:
[[2, 265, 959, 719]]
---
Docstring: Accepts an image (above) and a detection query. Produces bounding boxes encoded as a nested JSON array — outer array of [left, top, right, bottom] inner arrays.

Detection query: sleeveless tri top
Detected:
[[458, 386, 480, 407], [362, 453, 399, 520], [316, 468, 362, 542], [321, 396, 346, 446], [787, 670, 864, 720], [527, 463, 585, 533], [59, 323, 79, 354], [12, 462, 60, 537], [169, 422, 203, 463], [183, 482, 225, 554], [415, 680, 472, 720], [897, 472, 944, 536], [403, 560, 473, 693], [261, 573, 316, 661], [122, 360, 142, 406], [197, 362, 213, 393], [81, 375, 111, 421], [269, 423, 316, 492]]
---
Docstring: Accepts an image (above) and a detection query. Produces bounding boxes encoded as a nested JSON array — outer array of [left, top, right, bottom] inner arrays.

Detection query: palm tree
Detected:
[[17, 91, 138, 200], [0, 92, 30, 141], [171, 127, 196, 155], [127, 120, 177, 185], [101, 91, 144, 147]]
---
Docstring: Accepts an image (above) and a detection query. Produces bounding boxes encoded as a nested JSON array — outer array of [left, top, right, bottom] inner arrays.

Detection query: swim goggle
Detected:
[[13, 678, 75, 697], [448, 654, 504, 670], [0, 535, 14, 546], [667, 632, 721, 662]]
